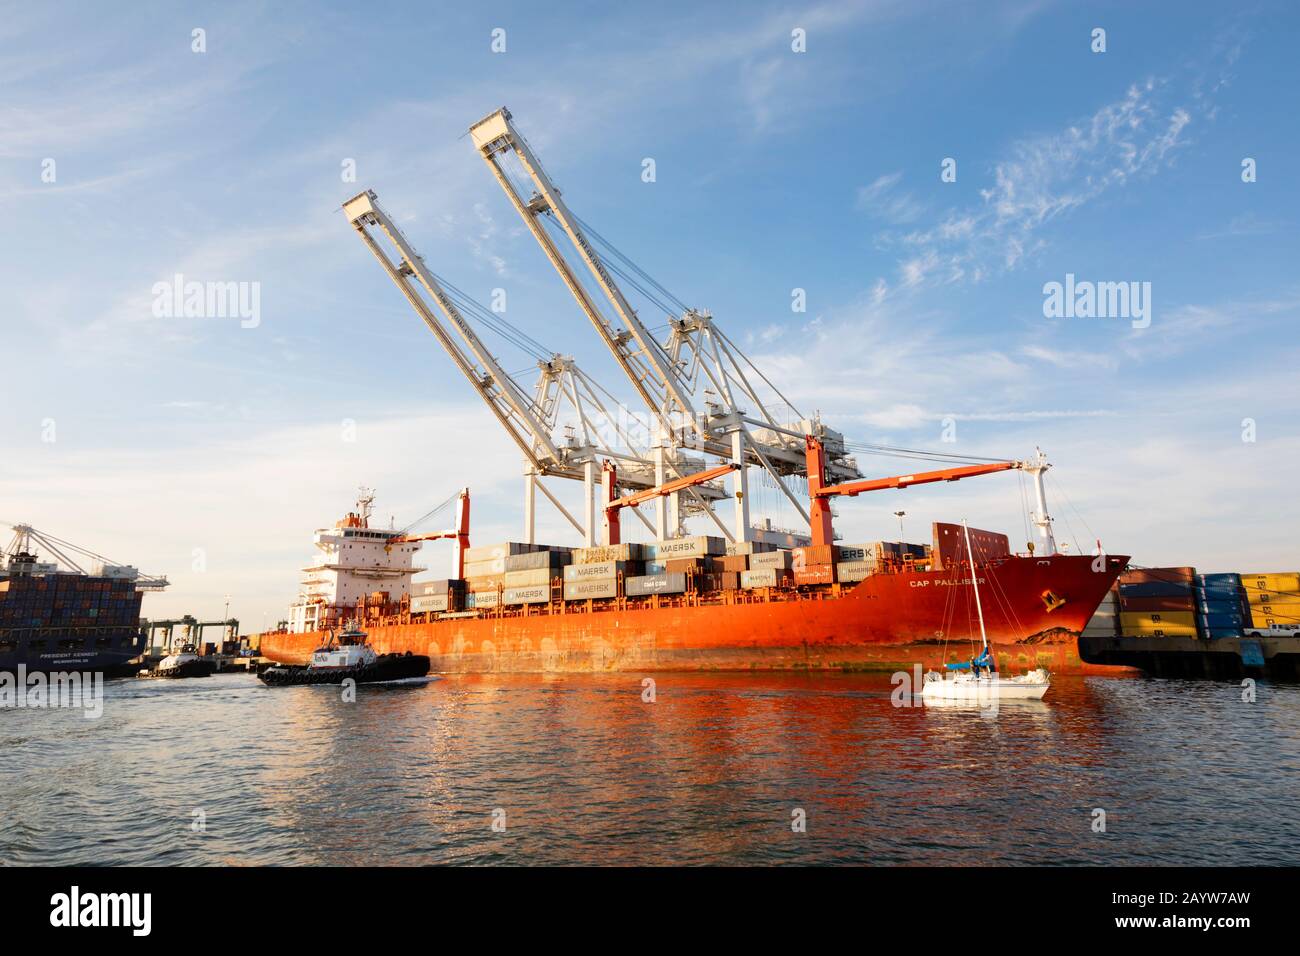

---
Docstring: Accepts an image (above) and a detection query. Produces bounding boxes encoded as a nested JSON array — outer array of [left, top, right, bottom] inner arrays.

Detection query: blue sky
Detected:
[[2, 0, 1297, 628]]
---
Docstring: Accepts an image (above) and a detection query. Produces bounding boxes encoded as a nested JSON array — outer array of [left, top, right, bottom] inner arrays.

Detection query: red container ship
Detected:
[[259, 491, 1129, 676]]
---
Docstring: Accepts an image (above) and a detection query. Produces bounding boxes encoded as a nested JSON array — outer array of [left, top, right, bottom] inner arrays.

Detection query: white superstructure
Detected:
[[287, 490, 423, 634]]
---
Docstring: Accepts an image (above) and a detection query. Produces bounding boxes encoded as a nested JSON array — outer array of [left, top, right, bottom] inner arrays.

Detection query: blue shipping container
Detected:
[[1120, 581, 1193, 598]]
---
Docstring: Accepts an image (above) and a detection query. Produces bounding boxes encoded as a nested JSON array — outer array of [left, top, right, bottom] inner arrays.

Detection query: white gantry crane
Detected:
[[343, 189, 726, 546], [468, 107, 861, 545], [2, 523, 170, 589]]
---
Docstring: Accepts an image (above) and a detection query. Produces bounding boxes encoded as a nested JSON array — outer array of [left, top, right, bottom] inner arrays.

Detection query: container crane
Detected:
[[468, 108, 860, 545], [343, 188, 727, 546], [2, 523, 169, 590]]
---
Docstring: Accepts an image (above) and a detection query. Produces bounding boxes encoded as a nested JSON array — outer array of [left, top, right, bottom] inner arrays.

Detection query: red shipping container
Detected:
[[1119, 594, 1196, 613], [794, 565, 836, 586], [717, 555, 749, 572], [793, 546, 839, 570], [664, 558, 706, 573], [1120, 567, 1196, 585]]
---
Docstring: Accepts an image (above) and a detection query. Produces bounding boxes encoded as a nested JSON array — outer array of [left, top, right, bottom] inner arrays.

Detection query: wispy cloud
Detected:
[[865, 71, 1214, 298]]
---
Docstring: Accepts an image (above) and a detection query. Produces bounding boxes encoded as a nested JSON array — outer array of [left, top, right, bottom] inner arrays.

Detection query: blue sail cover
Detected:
[[946, 648, 994, 671]]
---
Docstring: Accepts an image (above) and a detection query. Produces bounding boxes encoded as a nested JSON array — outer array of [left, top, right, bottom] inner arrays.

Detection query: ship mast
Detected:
[[1020, 448, 1057, 555], [962, 519, 989, 655]]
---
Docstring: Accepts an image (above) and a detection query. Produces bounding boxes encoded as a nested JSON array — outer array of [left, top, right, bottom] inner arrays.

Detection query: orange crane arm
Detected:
[[612, 463, 739, 510], [601, 462, 739, 545], [388, 530, 459, 544], [817, 460, 1020, 499]]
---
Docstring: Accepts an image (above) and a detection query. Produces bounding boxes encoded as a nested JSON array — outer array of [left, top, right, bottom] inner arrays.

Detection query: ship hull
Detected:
[[261, 554, 1131, 676]]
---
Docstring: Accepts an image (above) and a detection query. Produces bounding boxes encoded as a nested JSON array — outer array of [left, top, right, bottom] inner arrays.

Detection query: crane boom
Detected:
[[469, 108, 861, 544], [344, 189, 569, 476], [469, 108, 699, 441], [343, 187, 728, 545]]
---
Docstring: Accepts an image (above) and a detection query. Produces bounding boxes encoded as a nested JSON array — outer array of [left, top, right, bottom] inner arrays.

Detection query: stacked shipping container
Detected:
[[1117, 567, 1198, 637], [1241, 572, 1300, 631]]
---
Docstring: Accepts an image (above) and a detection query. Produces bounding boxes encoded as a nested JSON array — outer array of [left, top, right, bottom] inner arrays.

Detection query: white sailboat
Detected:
[[920, 520, 1051, 702]]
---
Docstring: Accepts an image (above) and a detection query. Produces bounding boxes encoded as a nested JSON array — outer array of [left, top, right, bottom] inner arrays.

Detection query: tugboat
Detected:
[[258, 622, 430, 687], [153, 644, 218, 679]]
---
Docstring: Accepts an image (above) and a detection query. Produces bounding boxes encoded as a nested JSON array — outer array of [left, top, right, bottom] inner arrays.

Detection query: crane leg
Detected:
[[731, 431, 750, 544], [583, 460, 596, 547], [523, 468, 537, 545]]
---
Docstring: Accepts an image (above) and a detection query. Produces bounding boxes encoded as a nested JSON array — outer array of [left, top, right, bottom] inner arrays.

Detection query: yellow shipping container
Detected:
[[1120, 610, 1198, 637], [1246, 589, 1300, 606], [1242, 571, 1300, 591], [1250, 607, 1300, 627]]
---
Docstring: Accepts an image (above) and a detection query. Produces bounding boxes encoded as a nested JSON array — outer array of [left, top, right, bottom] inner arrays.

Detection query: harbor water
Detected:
[[2, 671, 1297, 866]]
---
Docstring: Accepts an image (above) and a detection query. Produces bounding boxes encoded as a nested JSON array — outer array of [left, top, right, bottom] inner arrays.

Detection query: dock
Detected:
[[1079, 633, 1300, 680]]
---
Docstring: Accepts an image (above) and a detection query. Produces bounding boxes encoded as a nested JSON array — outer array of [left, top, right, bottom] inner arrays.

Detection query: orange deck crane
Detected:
[[804, 437, 1054, 551], [384, 488, 471, 579], [600, 461, 739, 545]]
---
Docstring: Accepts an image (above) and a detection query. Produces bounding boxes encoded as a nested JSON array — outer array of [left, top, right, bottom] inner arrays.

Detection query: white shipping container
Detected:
[[625, 572, 687, 596], [503, 567, 553, 588], [502, 585, 550, 605], [564, 578, 617, 600], [462, 542, 534, 563], [740, 568, 780, 588], [572, 543, 643, 564], [724, 541, 777, 556], [836, 560, 874, 583], [563, 560, 625, 581], [836, 544, 872, 562], [749, 550, 792, 570], [411, 594, 449, 613], [462, 557, 506, 577], [647, 536, 726, 559]]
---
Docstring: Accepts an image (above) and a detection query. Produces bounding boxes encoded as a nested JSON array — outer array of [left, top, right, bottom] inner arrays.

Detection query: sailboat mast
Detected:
[[962, 519, 989, 652]]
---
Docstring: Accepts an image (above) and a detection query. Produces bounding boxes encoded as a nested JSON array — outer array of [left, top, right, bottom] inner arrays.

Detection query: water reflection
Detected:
[[2, 670, 1297, 865]]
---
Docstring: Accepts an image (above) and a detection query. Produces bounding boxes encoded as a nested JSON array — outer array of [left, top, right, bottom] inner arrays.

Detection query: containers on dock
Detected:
[[1119, 610, 1198, 638], [1082, 592, 1119, 638], [1119, 567, 1196, 586], [1241, 571, 1300, 628], [1190, 572, 1246, 639]]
